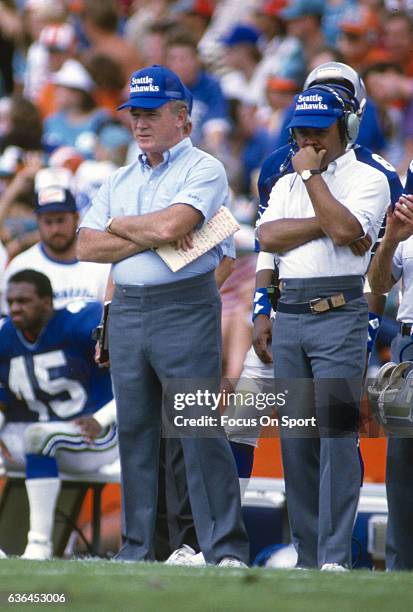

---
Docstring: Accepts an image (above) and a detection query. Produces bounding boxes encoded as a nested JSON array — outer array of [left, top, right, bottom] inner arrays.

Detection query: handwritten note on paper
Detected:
[[155, 206, 240, 272]]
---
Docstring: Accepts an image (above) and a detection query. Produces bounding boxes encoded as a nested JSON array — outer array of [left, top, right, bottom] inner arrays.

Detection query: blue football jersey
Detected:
[[256, 144, 403, 254], [0, 301, 113, 423], [404, 160, 413, 194]]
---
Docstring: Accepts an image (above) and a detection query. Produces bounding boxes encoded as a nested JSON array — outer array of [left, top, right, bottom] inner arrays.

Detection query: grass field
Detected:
[[0, 560, 411, 612]]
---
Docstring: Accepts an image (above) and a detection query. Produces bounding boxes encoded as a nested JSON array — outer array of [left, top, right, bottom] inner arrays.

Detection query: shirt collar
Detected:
[[138, 137, 193, 169], [324, 148, 355, 175]]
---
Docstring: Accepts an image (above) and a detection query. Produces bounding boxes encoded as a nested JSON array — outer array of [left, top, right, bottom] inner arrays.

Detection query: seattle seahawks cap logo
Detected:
[[287, 87, 346, 130], [117, 65, 193, 111]]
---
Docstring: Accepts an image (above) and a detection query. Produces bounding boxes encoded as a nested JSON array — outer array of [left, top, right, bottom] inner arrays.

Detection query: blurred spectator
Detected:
[[307, 44, 343, 72], [280, 0, 327, 65], [169, 0, 215, 43], [36, 22, 78, 118], [22, 0, 68, 102], [80, 0, 142, 83], [364, 62, 413, 175], [139, 20, 176, 66], [0, 151, 43, 260], [0, 94, 43, 152], [220, 23, 263, 104], [259, 71, 301, 144], [382, 10, 413, 76], [85, 54, 126, 114], [0, 0, 22, 96], [94, 122, 131, 166], [321, 0, 356, 46], [224, 97, 273, 196], [166, 30, 229, 150], [42, 59, 110, 152], [250, 0, 306, 105], [124, 0, 173, 56], [196, 0, 260, 68], [337, 5, 387, 73]]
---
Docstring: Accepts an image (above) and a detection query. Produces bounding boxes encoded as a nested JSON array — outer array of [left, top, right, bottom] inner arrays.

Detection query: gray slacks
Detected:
[[386, 333, 413, 570], [108, 271, 249, 564], [273, 276, 367, 568]]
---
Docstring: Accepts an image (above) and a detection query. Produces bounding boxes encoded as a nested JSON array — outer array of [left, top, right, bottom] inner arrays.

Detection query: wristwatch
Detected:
[[300, 169, 322, 182], [105, 217, 114, 233]]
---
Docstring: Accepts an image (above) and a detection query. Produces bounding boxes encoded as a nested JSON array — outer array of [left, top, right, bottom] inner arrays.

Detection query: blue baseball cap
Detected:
[[286, 87, 345, 130], [281, 0, 325, 20], [35, 186, 77, 215], [117, 65, 192, 111], [221, 24, 261, 47]]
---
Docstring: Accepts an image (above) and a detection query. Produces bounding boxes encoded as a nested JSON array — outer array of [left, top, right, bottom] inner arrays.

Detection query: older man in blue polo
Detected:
[[77, 65, 249, 567], [258, 85, 390, 570]]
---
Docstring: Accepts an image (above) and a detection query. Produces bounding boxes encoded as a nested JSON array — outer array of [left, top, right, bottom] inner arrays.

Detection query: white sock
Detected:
[[239, 478, 250, 504], [25, 477, 61, 543]]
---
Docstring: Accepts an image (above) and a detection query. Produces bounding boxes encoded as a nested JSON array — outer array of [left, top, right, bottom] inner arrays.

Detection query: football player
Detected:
[[0, 269, 117, 560]]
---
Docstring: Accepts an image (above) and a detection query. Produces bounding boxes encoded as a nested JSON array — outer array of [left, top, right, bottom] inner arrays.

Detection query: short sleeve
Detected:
[[344, 172, 390, 237], [258, 176, 288, 225], [79, 176, 112, 232]]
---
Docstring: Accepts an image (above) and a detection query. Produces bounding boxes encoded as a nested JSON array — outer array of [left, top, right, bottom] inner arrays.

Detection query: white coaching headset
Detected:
[[307, 83, 361, 145]]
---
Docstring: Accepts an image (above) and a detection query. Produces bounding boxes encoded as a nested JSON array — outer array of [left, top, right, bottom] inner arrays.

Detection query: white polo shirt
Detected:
[[260, 149, 390, 279], [392, 236, 413, 323]]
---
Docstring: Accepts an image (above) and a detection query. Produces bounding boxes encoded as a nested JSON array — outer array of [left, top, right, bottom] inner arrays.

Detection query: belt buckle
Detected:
[[330, 293, 346, 308], [309, 293, 346, 314], [309, 297, 330, 314]]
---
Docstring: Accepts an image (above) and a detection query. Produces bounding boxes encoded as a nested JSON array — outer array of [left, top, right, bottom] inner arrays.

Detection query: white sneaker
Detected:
[[320, 563, 348, 572], [165, 544, 205, 566], [218, 557, 248, 568], [190, 552, 206, 566], [22, 536, 52, 561]]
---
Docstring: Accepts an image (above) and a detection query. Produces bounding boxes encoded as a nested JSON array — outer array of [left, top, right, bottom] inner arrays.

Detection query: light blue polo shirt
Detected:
[[80, 137, 234, 285]]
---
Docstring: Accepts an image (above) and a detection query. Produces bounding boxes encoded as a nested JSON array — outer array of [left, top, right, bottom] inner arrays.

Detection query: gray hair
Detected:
[[169, 100, 191, 128]]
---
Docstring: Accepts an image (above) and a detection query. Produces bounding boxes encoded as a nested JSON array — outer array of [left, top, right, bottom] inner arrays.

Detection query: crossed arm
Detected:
[[258, 146, 365, 253], [77, 204, 203, 263]]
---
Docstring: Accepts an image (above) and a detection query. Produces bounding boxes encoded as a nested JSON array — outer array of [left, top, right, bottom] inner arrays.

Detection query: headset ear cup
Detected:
[[345, 112, 360, 143]]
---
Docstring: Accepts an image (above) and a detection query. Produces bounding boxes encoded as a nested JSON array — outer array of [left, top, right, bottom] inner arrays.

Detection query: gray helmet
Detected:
[[304, 61, 366, 115]]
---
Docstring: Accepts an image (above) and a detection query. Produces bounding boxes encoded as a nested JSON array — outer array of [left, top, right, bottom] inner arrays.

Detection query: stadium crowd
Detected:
[[1, 0, 413, 570]]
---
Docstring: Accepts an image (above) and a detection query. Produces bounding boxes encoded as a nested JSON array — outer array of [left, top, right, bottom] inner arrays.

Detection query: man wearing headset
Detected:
[[257, 80, 390, 570], [227, 64, 403, 507]]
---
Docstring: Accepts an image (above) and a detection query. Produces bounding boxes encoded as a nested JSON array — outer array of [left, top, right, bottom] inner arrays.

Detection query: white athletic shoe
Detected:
[[22, 534, 52, 560], [218, 557, 248, 568], [320, 563, 348, 572], [165, 544, 205, 566]]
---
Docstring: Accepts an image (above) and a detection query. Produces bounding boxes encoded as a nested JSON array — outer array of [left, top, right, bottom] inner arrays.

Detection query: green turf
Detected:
[[0, 559, 409, 612]]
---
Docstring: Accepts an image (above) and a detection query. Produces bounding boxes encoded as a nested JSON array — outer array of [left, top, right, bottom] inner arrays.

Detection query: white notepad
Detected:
[[155, 206, 240, 272]]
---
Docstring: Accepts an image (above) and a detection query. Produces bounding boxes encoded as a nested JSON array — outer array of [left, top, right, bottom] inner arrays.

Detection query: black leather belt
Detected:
[[276, 287, 363, 315], [400, 323, 413, 336]]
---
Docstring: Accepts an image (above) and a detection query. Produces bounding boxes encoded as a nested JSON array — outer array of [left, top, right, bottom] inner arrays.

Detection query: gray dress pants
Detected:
[[273, 275, 367, 568], [109, 271, 249, 564]]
